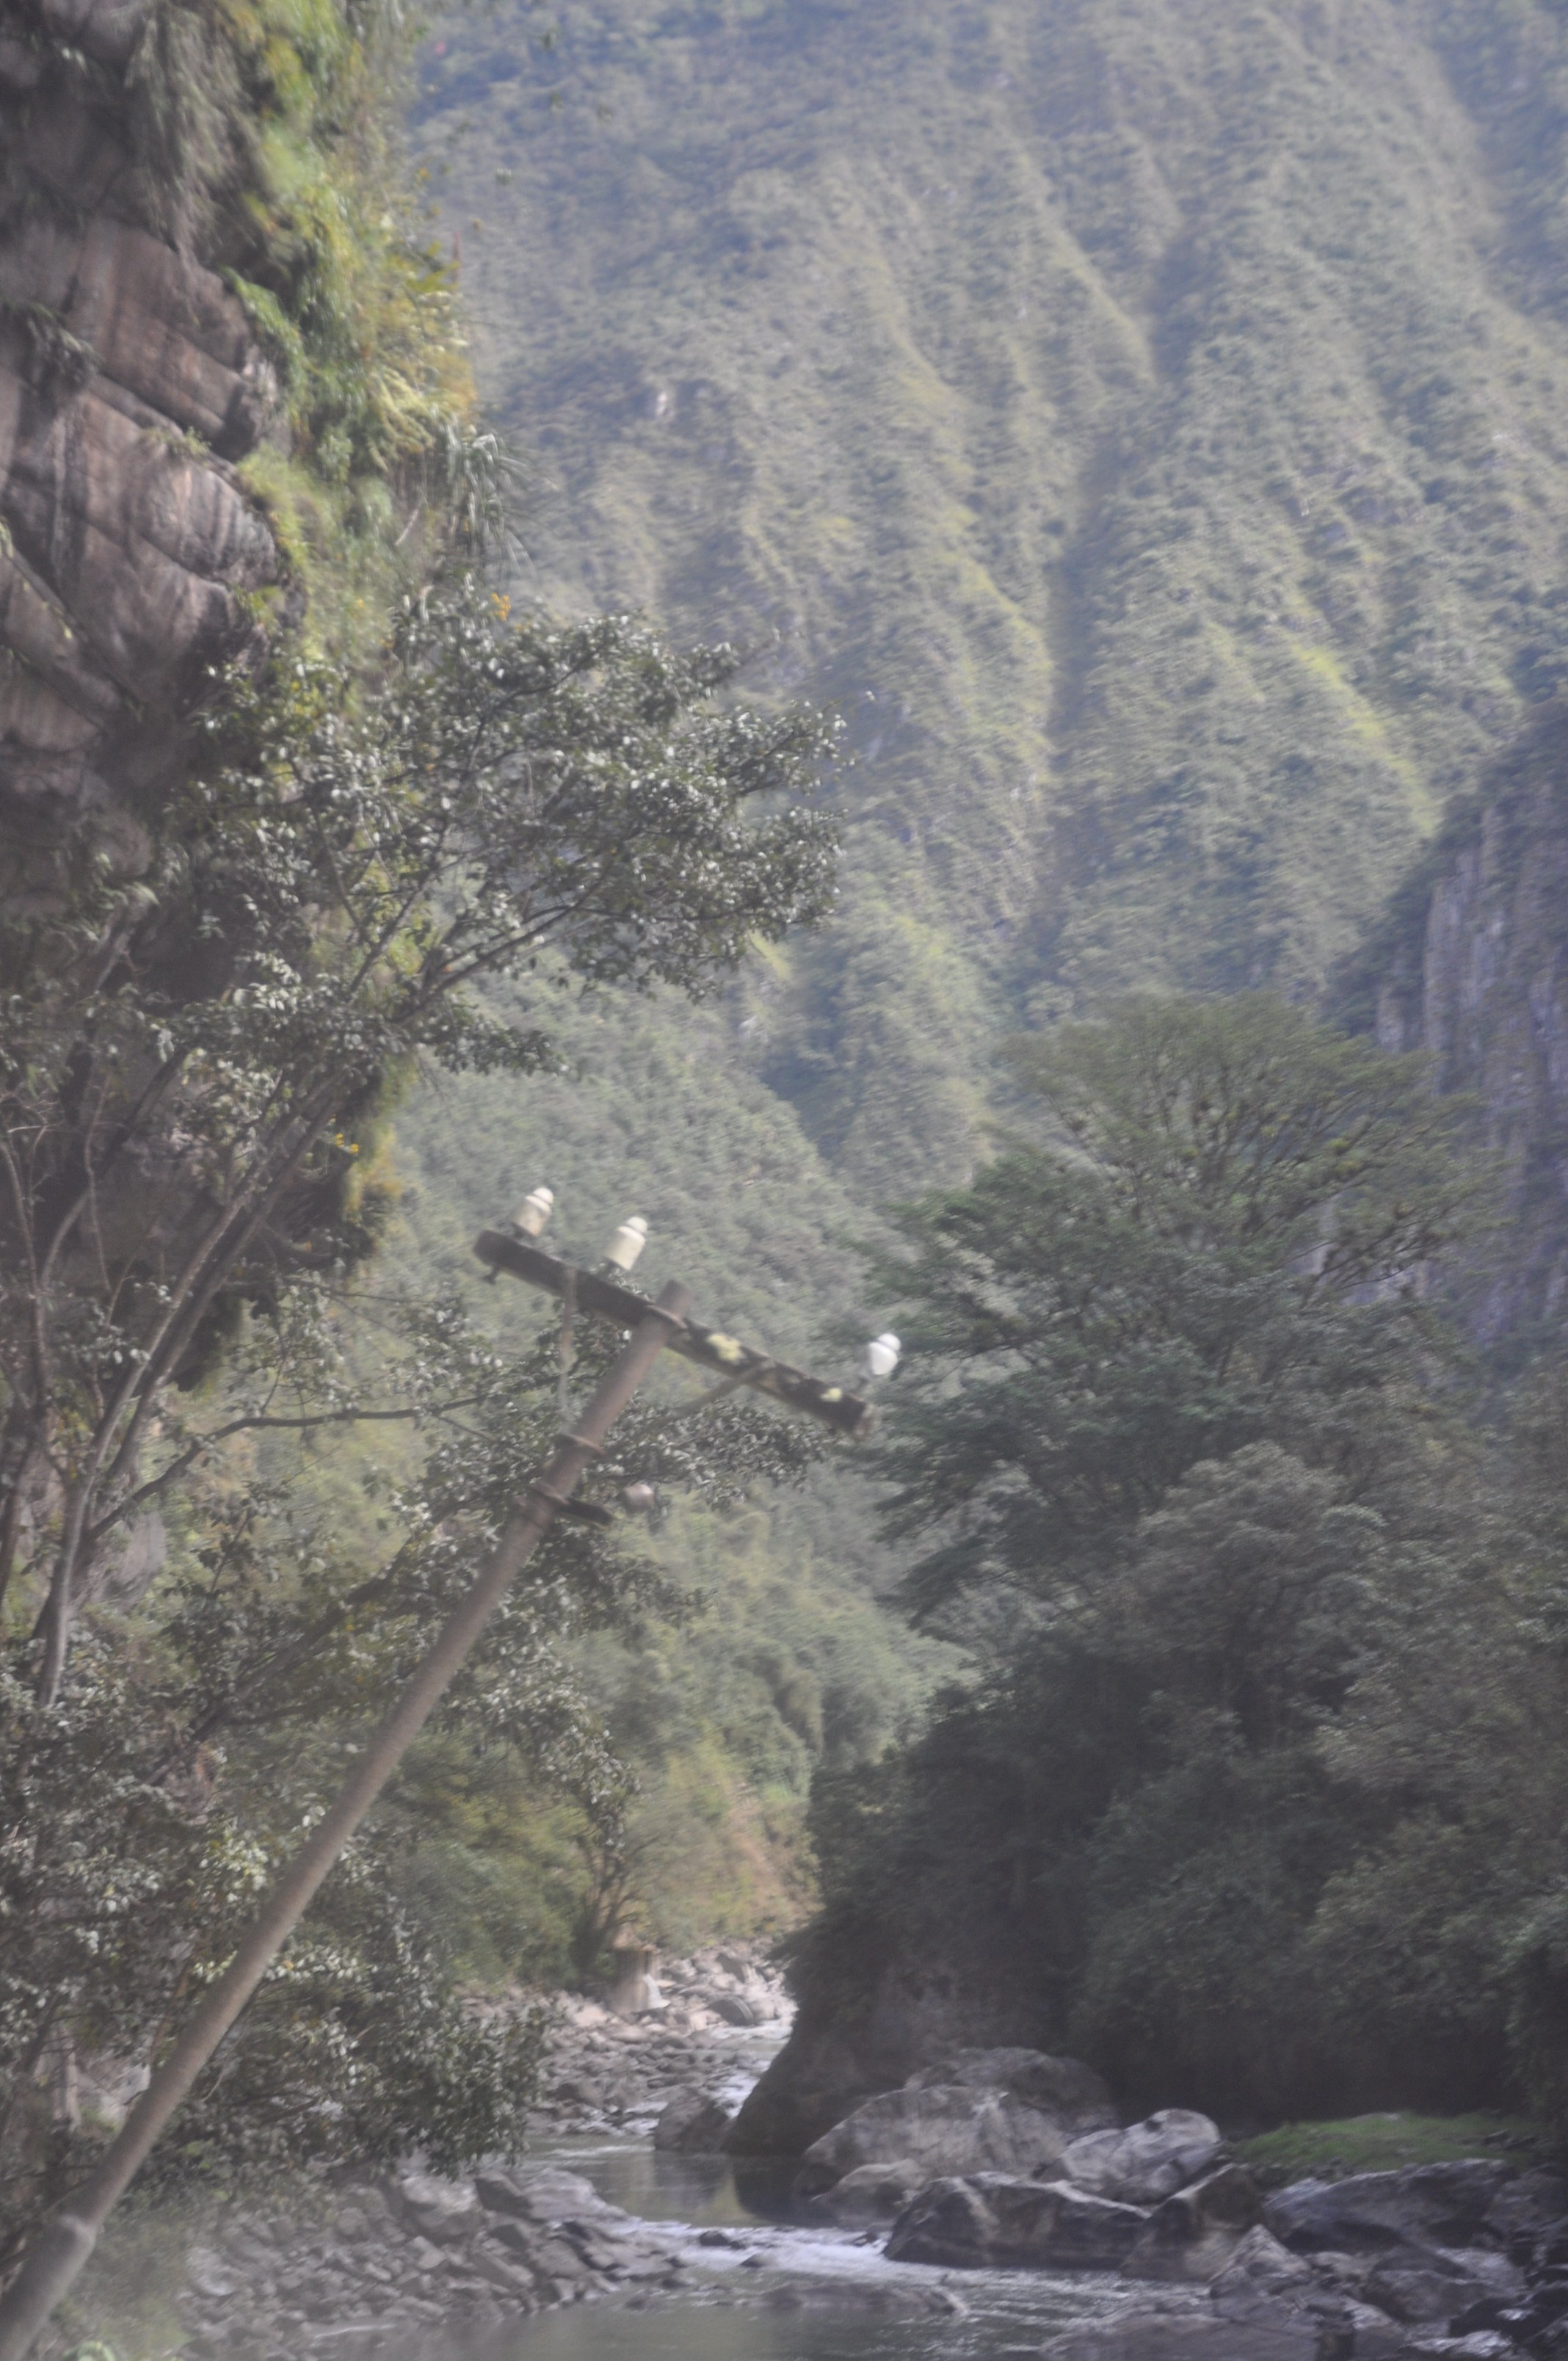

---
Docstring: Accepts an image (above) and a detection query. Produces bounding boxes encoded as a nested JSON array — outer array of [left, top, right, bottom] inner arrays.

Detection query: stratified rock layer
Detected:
[[0, 6, 279, 905], [1368, 707, 1568, 1343]]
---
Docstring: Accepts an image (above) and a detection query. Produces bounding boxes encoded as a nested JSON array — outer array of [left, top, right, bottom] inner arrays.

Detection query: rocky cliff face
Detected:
[[0, 0, 280, 909], [1365, 708, 1568, 1349]]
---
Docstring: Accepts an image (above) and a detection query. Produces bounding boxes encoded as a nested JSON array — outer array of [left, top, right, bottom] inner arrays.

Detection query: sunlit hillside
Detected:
[[396, 0, 1568, 1948], [416, 0, 1568, 1194]]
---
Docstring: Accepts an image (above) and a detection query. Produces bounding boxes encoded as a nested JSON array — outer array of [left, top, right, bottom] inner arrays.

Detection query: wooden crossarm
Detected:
[[473, 1229, 874, 1440]]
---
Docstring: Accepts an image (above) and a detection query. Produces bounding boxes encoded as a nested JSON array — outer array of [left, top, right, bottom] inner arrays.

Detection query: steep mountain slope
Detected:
[[418, 0, 1568, 1193], [389, 0, 1568, 1949]]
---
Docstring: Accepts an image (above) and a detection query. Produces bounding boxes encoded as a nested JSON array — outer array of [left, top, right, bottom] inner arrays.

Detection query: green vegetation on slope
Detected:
[[90, 0, 492, 638], [0, 566, 849, 2251], [396, 0, 1568, 1995], [1237, 2114, 1545, 2189], [417, 0, 1568, 1196]]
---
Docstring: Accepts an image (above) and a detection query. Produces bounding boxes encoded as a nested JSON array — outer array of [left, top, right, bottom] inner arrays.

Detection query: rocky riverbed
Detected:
[[520, 1943, 791, 2140], [780, 2049, 1568, 2360], [173, 1974, 1568, 2361], [176, 1944, 794, 2358], [179, 2163, 691, 2358]]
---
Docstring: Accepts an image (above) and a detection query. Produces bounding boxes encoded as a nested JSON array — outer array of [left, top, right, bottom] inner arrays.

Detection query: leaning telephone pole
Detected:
[[0, 1210, 876, 2361]]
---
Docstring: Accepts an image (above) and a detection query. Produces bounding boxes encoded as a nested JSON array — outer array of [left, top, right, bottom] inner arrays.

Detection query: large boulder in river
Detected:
[[1262, 2161, 1516, 2257], [1064, 2111, 1226, 2208], [1211, 2225, 1440, 2359], [1039, 2233, 1415, 2361], [805, 2158, 926, 2226], [1360, 2250, 1515, 2327], [1208, 2224, 1324, 2307], [473, 2165, 620, 2226], [724, 1956, 1060, 2156], [1120, 2164, 1263, 2283], [1484, 2166, 1568, 2244], [794, 2064, 1111, 2198], [908, 2048, 1116, 2124], [1034, 2293, 1324, 2361], [653, 2089, 734, 2152], [885, 2172, 1150, 2269]]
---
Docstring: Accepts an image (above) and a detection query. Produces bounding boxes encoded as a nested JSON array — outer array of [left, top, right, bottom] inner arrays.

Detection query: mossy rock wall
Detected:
[[0, 0, 471, 910]]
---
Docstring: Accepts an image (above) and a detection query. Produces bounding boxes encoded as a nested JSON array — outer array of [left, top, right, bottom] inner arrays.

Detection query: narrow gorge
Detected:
[[10, 4, 1568, 2360]]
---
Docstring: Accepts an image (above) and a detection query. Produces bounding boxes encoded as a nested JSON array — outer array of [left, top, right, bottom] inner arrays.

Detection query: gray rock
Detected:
[[653, 2088, 735, 2152], [469, 2249, 537, 2296], [711, 1992, 765, 2026], [805, 2157, 926, 2225], [488, 2218, 542, 2258], [227, 2211, 277, 2245], [1361, 2269, 1464, 2326], [1444, 2246, 1524, 2297], [1263, 2164, 1516, 2257], [1341, 2300, 1418, 2359], [186, 2249, 242, 2302], [1211, 2224, 1321, 2305], [910, 2048, 1117, 2128], [886, 2172, 1150, 2269], [1403, 2340, 1522, 2360], [796, 2081, 1100, 2197], [1122, 2165, 1263, 2284], [475, 2166, 606, 2224], [1484, 2166, 1568, 2241], [392, 2172, 482, 2243], [1208, 2228, 1429, 2360], [1360, 2249, 1514, 2329], [723, 2030, 892, 2156], [727, 1940, 1070, 2157], [1064, 2112, 1226, 2208], [533, 2234, 595, 2283]]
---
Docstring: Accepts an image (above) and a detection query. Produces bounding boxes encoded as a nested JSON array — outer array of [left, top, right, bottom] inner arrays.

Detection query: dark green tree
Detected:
[[0, 568, 841, 2246], [1, 574, 838, 1705], [0, 1286, 826, 2257], [785, 995, 1523, 2122], [871, 993, 1478, 1632]]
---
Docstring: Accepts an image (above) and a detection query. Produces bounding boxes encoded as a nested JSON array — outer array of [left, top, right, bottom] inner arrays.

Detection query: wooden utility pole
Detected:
[[0, 1238, 870, 2360]]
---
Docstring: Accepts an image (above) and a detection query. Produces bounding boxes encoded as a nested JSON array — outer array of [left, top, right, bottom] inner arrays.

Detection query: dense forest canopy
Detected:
[[793, 998, 1565, 2126], [407, 0, 1568, 2150], [871, 996, 1483, 1631]]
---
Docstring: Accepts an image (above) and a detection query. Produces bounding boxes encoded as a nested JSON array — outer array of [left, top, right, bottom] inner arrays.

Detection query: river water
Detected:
[[473, 2127, 1128, 2361]]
